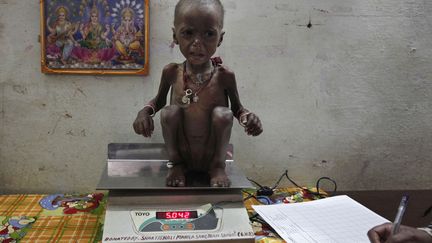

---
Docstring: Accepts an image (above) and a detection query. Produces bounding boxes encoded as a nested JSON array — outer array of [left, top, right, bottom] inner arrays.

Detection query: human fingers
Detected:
[[246, 125, 257, 136], [149, 117, 154, 136], [246, 116, 262, 136], [247, 114, 261, 127], [134, 116, 149, 137], [251, 118, 263, 136], [143, 117, 153, 137], [250, 126, 263, 136], [367, 223, 392, 243], [244, 113, 255, 127], [367, 229, 383, 243], [144, 118, 154, 137], [246, 125, 258, 136], [244, 114, 256, 134], [386, 225, 428, 243], [133, 119, 144, 135]]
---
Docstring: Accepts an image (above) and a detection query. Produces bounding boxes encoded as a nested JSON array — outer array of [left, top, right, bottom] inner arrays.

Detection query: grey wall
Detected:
[[1, 0, 431, 194]]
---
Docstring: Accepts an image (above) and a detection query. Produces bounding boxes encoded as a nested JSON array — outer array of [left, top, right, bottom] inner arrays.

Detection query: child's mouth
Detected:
[[191, 52, 204, 57], [190, 52, 205, 60]]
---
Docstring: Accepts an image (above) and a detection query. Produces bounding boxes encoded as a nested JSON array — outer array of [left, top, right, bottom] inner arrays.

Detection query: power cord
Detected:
[[244, 170, 338, 236], [247, 169, 337, 198]]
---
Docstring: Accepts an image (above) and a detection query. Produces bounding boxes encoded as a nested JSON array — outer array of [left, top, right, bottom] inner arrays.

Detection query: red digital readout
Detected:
[[156, 211, 198, 219]]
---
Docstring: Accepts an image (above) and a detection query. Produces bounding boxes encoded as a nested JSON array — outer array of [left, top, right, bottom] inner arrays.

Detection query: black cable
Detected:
[[315, 176, 337, 196], [242, 189, 257, 201], [271, 170, 288, 189], [282, 170, 303, 188], [247, 177, 273, 196], [279, 170, 337, 197], [249, 213, 267, 225], [247, 169, 338, 199]]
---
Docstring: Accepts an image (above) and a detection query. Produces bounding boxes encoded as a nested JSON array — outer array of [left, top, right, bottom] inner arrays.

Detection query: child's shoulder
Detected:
[[216, 64, 236, 85], [216, 64, 233, 74], [211, 57, 234, 77], [161, 62, 181, 79], [162, 62, 181, 73]]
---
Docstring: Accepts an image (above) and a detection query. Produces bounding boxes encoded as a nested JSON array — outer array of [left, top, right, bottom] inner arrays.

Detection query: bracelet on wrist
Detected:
[[143, 104, 156, 117], [239, 112, 251, 127]]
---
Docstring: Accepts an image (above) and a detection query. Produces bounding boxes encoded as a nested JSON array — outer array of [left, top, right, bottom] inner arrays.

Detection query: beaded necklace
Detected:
[[181, 61, 216, 104]]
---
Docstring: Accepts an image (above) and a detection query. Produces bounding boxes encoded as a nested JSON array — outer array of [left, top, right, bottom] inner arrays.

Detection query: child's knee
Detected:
[[160, 105, 182, 125], [212, 107, 233, 128]]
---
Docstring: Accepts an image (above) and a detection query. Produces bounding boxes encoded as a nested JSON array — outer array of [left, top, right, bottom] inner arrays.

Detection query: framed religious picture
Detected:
[[40, 0, 149, 75]]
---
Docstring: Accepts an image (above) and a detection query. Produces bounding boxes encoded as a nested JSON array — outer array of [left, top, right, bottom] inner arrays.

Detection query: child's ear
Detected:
[[217, 31, 225, 47], [172, 27, 178, 44]]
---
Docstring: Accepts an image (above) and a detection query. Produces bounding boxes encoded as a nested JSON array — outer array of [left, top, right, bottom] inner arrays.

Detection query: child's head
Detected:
[[172, 0, 225, 66], [174, 0, 224, 28]]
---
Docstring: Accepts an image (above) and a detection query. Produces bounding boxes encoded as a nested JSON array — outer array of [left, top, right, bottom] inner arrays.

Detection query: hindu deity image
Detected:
[[46, 5, 79, 65], [72, 1, 116, 65], [79, 3, 110, 49], [43, 0, 147, 71], [112, 7, 144, 62]]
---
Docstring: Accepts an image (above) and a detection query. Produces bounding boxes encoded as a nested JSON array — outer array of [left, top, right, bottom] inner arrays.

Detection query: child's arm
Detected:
[[221, 67, 263, 136], [133, 63, 177, 137]]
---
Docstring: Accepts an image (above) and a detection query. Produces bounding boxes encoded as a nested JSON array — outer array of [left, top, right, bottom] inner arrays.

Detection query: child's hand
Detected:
[[240, 112, 263, 136], [133, 109, 154, 137]]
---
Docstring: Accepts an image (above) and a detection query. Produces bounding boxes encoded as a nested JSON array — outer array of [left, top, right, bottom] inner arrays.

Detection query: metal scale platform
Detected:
[[97, 143, 255, 243]]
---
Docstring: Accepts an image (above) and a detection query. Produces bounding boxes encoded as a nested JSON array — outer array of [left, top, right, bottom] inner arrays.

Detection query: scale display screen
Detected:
[[155, 211, 198, 219]]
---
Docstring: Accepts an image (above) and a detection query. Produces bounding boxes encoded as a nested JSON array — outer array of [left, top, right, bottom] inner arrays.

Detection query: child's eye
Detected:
[[181, 30, 193, 37], [204, 31, 216, 38]]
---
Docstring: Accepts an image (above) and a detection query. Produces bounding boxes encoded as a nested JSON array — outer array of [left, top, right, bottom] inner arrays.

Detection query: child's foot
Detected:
[[209, 167, 231, 187], [166, 165, 185, 187]]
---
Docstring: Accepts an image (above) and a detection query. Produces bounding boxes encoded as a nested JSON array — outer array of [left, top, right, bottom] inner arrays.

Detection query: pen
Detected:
[[391, 195, 409, 235]]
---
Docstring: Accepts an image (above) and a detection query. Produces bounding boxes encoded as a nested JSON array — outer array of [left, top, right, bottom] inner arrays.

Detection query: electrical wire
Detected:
[[247, 169, 338, 199]]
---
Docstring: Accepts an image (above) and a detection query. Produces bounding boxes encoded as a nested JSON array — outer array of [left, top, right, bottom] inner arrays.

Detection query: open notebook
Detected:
[[252, 195, 390, 243]]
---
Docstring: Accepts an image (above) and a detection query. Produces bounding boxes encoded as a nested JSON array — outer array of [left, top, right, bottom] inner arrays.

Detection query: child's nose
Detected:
[[192, 37, 202, 46]]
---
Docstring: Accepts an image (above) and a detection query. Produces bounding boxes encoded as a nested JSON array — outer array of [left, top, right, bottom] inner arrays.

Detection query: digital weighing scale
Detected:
[[97, 143, 255, 243]]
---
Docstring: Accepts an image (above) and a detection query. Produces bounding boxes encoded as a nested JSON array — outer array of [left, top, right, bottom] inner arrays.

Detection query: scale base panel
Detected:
[[102, 192, 254, 243]]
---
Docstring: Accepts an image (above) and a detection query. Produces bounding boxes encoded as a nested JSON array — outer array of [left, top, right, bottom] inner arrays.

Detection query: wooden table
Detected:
[[335, 190, 432, 228]]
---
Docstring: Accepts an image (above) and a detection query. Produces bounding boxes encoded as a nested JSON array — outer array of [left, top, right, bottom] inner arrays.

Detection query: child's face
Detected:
[[173, 5, 224, 66]]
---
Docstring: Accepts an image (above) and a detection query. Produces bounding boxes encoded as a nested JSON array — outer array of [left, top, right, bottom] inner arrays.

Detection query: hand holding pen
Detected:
[[368, 195, 432, 243], [368, 223, 432, 243], [391, 195, 409, 235]]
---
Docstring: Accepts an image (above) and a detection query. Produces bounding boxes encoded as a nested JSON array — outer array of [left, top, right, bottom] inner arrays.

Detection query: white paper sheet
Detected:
[[252, 195, 390, 243]]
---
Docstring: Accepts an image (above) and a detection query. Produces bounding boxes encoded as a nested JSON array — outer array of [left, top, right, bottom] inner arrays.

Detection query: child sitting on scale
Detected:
[[133, 0, 263, 187]]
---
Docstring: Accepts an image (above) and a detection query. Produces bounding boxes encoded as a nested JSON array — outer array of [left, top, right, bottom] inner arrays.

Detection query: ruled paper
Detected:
[[252, 195, 390, 243]]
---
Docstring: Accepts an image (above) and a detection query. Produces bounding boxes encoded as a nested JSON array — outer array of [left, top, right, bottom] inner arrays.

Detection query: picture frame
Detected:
[[40, 0, 149, 75]]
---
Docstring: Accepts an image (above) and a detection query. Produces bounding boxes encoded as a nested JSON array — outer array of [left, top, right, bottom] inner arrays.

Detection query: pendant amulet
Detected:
[[193, 95, 199, 103]]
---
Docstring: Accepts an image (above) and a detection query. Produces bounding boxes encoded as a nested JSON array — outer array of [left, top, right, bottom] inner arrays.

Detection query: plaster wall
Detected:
[[0, 0, 431, 193]]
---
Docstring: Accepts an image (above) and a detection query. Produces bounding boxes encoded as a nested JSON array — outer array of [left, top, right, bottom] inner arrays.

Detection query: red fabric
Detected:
[[211, 56, 222, 65]]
